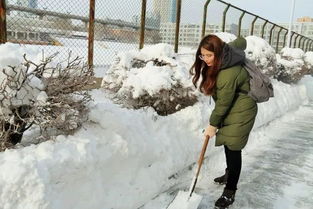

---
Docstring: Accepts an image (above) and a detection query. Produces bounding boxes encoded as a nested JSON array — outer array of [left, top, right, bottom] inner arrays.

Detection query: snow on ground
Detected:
[[0, 36, 313, 209], [0, 76, 312, 209], [143, 100, 313, 209], [55, 37, 138, 67]]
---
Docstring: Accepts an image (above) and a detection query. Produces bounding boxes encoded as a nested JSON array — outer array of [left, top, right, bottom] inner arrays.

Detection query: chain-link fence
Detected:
[[1, 0, 313, 70], [94, 0, 142, 68], [5, 0, 90, 64]]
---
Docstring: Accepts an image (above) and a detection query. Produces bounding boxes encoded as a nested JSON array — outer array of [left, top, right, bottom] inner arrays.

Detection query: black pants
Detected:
[[224, 145, 242, 191]]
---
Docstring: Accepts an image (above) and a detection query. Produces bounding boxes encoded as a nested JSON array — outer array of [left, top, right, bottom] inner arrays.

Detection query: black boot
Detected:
[[214, 188, 235, 209], [214, 169, 229, 185]]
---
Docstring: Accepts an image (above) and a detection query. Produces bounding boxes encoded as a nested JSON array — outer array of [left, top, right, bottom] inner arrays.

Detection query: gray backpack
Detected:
[[242, 59, 274, 103]]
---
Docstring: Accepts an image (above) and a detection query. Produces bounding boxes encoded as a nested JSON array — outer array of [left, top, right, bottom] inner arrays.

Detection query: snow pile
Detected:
[[244, 36, 278, 76], [215, 34, 279, 77], [214, 32, 237, 43], [0, 43, 44, 116], [276, 47, 309, 83], [304, 51, 313, 74], [0, 43, 41, 69], [101, 43, 197, 115], [281, 47, 305, 59]]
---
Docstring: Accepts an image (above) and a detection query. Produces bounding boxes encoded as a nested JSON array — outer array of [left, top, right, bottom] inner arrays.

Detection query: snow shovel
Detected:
[[166, 135, 210, 209]]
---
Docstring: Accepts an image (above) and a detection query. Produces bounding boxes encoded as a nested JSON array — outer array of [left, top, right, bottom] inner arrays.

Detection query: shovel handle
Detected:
[[195, 135, 210, 178], [187, 135, 210, 197]]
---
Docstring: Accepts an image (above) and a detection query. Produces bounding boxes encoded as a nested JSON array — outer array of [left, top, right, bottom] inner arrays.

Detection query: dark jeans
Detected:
[[224, 145, 242, 191]]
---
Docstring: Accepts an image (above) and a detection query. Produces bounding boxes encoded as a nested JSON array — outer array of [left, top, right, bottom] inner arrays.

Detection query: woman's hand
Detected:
[[204, 125, 217, 138]]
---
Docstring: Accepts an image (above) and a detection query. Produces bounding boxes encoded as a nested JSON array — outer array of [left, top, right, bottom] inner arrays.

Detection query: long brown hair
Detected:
[[190, 34, 224, 95]]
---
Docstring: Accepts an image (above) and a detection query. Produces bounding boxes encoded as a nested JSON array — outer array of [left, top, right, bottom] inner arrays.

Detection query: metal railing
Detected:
[[0, 0, 313, 68], [202, 0, 313, 53]]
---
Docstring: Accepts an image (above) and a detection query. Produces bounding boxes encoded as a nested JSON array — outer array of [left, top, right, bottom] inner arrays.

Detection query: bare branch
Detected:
[[0, 52, 93, 151]]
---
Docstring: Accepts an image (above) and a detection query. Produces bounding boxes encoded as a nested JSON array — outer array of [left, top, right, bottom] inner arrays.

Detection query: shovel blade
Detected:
[[167, 191, 202, 209]]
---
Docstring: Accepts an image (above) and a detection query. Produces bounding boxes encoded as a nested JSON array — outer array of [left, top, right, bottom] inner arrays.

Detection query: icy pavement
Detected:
[[141, 103, 313, 209]]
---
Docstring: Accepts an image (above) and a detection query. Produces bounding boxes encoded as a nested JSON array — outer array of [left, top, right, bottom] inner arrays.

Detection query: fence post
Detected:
[[298, 36, 304, 49], [250, 16, 258, 35], [174, 0, 182, 53], [305, 38, 308, 52], [283, 29, 288, 48], [261, 20, 268, 39], [276, 27, 283, 52], [293, 33, 300, 48], [269, 24, 275, 45], [0, 0, 7, 44], [222, 4, 230, 32], [88, 0, 95, 68], [202, 0, 212, 38], [289, 32, 295, 48], [139, 0, 146, 49], [304, 38, 309, 52], [237, 11, 245, 37]]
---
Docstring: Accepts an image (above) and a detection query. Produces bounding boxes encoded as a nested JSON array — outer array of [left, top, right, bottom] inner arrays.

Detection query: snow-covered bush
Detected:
[[101, 44, 197, 115], [244, 36, 278, 76], [304, 51, 313, 74], [216, 33, 279, 77], [0, 52, 93, 151], [276, 48, 310, 83]]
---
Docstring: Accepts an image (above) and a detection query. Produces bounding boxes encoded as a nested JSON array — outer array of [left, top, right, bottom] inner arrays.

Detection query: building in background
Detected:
[[16, 0, 38, 8], [160, 23, 238, 47], [15, 0, 38, 18], [297, 16, 313, 23], [293, 16, 313, 39], [153, 0, 176, 24], [132, 13, 160, 28]]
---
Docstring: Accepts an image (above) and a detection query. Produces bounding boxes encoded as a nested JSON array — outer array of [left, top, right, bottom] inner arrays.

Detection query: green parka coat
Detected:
[[209, 37, 258, 151]]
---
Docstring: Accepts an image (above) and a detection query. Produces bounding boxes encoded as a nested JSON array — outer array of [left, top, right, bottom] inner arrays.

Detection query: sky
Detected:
[[224, 0, 313, 23], [1, 35, 313, 209]]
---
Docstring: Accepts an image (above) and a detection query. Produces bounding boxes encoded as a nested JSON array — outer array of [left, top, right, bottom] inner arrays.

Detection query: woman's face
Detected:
[[200, 47, 215, 67]]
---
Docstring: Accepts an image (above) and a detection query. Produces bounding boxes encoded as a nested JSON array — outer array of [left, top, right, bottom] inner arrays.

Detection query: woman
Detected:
[[190, 34, 257, 208]]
